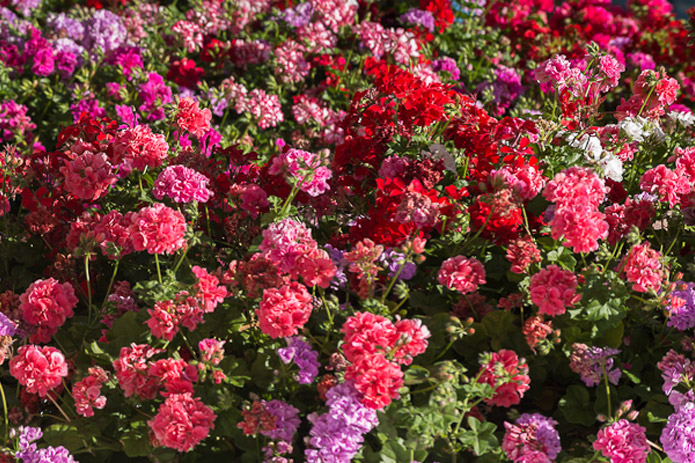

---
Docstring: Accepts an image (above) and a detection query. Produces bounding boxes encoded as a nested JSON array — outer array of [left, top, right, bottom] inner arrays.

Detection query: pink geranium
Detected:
[[256, 282, 313, 339], [437, 255, 486, 294], [176, 97, 212, 138], [529, 265, 580, 316], [149, 393, 216, 452], [128, 203, 187, 255], [10, 345, 68, 397], [20, 278, 78, 344]]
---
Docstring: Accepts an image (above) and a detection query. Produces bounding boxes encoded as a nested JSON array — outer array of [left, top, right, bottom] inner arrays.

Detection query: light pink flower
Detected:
[[128, 203, 187, 255]]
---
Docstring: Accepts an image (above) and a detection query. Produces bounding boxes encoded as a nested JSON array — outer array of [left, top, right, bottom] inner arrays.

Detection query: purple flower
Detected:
[[277, 2, 313, 28], [13, 427, 78, 463], [83, 9, 126, 56], [47, 13, 84, 41], [0, 311, 17, 336], [661, 401, 695, 463], [261, 400, 300, 442], [432, 57, 460, 81], [325, 244, 348, 289], [378, 249, 416, 280], [666, 282, 695, 331], [400, 9, 435, 32], [569, 343, 622, 387], [278, 336, 320, 384], [503, 413, 561, 463], [305, 381, 378, 463], [10, 0, 40, 17]]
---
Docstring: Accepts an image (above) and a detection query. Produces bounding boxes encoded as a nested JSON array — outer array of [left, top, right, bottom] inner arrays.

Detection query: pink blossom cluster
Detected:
[[0, 100, 36, 141], [192, 266, 228, 312], [258, 218, 337, 288], [198, 338, 227, 384], [593, 420, 649, 463], [543, 167, 608, 253], [148, 393, 216, 452], [269, 148, 332, 197], [10, 345, 68, 397], [240, 89, 284, 129], [618, 242, 664, 293], [492, 164, 546, 201], [275, 41, 310, 84], [73, 367, 108, 417], [153, 165, 213, 203], [529, 265, 581, 316], [534, 54, 587, 97], [477, 349, 531, 408], [112, 343, 164, 399], [342, 311, 429, 409], [506, 237, 541, 274], [176, 97, 212, 138], [616, 69, 680, 120], [146, 291, 204, 341], [112, 124, 169, 170], [256, 282, 313, 339], [171, 20, 204, 53], [20, 278, 78, 344], [437, 255, 486, 294], [60, 149, 118, 201], [127, 203, 187, 255], [639, 165, 689, 208]]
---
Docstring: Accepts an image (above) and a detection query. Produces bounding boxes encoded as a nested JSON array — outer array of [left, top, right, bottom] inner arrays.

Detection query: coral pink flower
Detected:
[[437, 256, 486, 294], [20, 278, 78, 344], [94, 210, 133, 259], [73, 367, 108, 417], [149, 393, 216, 452], [477, 350, 530, 408], [393, 318, 430, 365], [149, 358, 198, 396], [199, 339, 225, 365], [9, 345, 68, 397], [153, 165, 214, 203], [345, 352, 404, 410], [60, 150, 117, 201], [593, 420, 649, 463], [113, 343, 163, 399], [640, 165, 690, 207], [128, 203, 187, 255], [268, 148, 332, 197], [146, 292, 203, 341], [192, 266, 227, 312], [341, 311, 398, 362], [529, 265, 581, 316], [112, 124, 169, 170], [176, 97, 212, 138], [506, 237, 542, 274], [256, 282, 313, 339], [492, 165, 546, 201], [543, 166, 607, 208], [618, 242, 664, 293]]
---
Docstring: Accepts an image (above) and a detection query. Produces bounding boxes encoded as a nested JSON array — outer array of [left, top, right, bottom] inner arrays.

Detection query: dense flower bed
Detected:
[[1, 0, 695, 462]]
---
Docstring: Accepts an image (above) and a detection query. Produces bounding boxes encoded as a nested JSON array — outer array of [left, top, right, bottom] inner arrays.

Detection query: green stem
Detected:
[[84, 255, 92, 323], [100, 260, 120, 311], [603, 364, 612, 420], [173, 246, 190, 273], [155, 254, 163, 284], [0, 380, 8, 442]]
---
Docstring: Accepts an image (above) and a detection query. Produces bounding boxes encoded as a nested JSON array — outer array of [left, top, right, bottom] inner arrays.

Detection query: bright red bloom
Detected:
[[345, 352, 404, 410]]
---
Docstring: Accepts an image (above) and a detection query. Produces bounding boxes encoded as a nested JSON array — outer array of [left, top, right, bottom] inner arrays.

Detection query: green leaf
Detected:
[[558, 385, 595, 426], [121, 424, 152, 457]]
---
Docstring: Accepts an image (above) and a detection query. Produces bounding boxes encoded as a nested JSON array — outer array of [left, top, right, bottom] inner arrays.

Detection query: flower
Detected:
[[593, 419, 649, 463], [503, 413, 561, 463], [256, 282, 313, 339], [345, 352, 404, 409], [665, 281, 695, 331], [149, 393, 216, 452], [661, 401, 695, 463], [268, 148, 332, 197], [176, 97, 212, 138], [153, 165, 213, 203], [437, 256, 486, 294], [529, 265, 580, 316], [128, 203, 187, 255], [9, 345, 68, 397], [60, 150, 117, 201], [260, 400, 300, 442], [20, 278, 78, 344], [278, 337, 320, 384], [13, 426, 78, 463], [618, 242, 664, 293], [477, 349, 531, 407], [569, 343, 622, 387], [191, 266, 227, 312], [113, 343, 163, 399], [112, 124, 169, 170], [73, 367, 108, 417]]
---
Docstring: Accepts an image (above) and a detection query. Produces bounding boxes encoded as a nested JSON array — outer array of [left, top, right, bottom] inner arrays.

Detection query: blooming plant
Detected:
[[1, 0, 695, 462]]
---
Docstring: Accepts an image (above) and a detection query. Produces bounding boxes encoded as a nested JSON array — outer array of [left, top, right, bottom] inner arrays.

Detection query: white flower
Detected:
[[618, 117, 646, 142], [668, 111, 695, 128], [566, 132, 603, 161], [601, 155, 623, 182]]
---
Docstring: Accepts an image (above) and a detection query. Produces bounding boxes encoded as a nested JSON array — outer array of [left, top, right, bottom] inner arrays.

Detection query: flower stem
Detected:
[[0, 379, 8, 441], [155, 254, 163, 284], [100, 260, 120, 312], [84, 255, 92, 323], [602, 364, 612, 420]]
